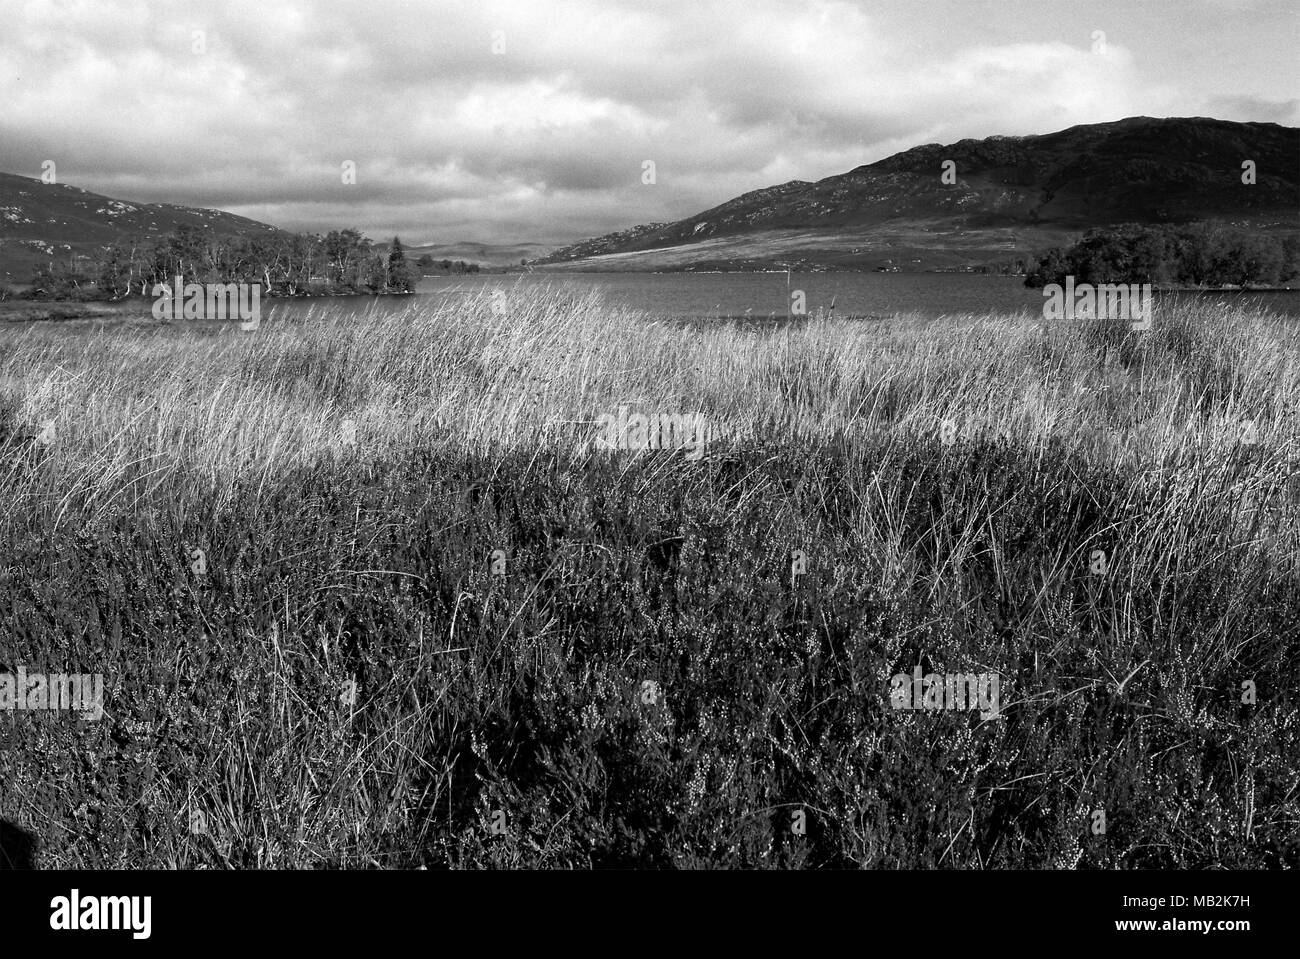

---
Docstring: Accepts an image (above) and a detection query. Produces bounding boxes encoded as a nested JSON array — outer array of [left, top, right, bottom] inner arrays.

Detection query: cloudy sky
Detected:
[[1, 0, 1295, 248]]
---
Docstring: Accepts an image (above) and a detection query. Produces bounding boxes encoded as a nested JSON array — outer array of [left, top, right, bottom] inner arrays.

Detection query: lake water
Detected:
[[264, 272, 1300, 322]]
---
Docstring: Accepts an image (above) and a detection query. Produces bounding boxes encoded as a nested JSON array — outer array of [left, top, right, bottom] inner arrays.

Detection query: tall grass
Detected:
[[0, 287, 1296, 867]]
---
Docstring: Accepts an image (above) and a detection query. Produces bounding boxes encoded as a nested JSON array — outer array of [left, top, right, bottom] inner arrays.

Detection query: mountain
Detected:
[[535, 117, 1300, 272], [0, 172, 287, 283]]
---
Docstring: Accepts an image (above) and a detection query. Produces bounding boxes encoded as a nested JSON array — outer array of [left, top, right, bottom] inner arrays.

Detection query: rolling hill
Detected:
[[0, 172, 287, 283], [401, 240, 558, 269], [535, 116, 1300, 272]]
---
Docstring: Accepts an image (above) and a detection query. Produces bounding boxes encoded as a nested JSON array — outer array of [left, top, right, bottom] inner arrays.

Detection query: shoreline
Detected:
[[1, 280, 1295, 324]]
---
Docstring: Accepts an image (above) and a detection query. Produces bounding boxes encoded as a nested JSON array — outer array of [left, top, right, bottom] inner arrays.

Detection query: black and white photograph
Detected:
[[0, 0, 1296, 940]]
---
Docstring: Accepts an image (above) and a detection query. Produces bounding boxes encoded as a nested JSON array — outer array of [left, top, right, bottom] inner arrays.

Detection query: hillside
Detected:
[[0, 172, 287, 283], [535, 116, 1300, 272], [401, 240, 558, 269]]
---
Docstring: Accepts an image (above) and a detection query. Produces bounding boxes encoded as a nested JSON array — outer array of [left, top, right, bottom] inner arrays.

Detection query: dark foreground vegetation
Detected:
[[2, 441, 1297, 867], [0, 292, 1296, 867]]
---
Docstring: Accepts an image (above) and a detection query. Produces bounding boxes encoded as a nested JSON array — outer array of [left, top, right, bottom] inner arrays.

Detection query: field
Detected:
[[535, 222, 1078, 273], [0, 288, 1297, 868]]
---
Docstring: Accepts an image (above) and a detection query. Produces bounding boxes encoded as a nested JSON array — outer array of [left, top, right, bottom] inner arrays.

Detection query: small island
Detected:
[[0, 225, 422, 311]]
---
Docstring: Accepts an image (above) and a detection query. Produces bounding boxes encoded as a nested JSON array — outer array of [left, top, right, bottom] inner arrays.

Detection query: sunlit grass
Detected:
[[3, 288, 1298, 492]]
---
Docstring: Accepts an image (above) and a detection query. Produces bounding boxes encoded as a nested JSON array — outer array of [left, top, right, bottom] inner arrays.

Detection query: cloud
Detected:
[[0, 0, 1292, 246], [1206, 96, 1300, 125]]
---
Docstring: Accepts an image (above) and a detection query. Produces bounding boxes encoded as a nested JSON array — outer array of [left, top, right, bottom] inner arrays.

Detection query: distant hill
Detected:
[[0, 172, 287, 283], [397, 240, 558, 269], [535, 117, 1300, 272]]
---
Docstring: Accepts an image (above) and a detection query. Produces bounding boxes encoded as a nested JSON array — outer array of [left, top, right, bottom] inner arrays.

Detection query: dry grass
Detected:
[[0, 287, 1297, 868], [4, 288, 1298, 485]]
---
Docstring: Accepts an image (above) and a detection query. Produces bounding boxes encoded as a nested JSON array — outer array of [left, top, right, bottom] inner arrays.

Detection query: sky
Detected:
[[0, 0, 1296, 248]]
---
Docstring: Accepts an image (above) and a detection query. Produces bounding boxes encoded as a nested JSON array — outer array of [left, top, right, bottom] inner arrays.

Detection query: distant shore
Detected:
[[1, 277, 1293, 324]]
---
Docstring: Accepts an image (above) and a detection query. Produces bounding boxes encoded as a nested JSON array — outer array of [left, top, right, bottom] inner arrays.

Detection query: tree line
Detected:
[[414, 255, 482, 274], [1025, 223, 1300, 289], [19, 226, 420, 300]]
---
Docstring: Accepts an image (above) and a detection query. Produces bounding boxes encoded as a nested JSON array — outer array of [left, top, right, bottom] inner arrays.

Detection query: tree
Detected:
[[1024, 247, 1069, 288], [386, 237, 415, 292], [282, 233, 321, 294], [1282, 236, 1300, 282], [164, 223, 207, 279], [96, 242, 131, 298], [361, 252, 388, 293], [1026, 223, 1289, 289], [323, 229, 370, 290], [244, 236, 288, 292], [29, 258, 86, 299], [1236, 234, 1283, 286]]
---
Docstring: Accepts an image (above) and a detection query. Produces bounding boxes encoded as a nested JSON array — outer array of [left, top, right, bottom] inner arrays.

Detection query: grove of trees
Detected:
[[22, 225, 419, 300], [414, 255, 482, 274], [1025, 223, 1300, 289]]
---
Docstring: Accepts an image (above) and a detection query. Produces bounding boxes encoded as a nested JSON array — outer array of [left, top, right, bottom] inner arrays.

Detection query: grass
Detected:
[[0, 286, 1297, 868], [0, 300, 126, 324]]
